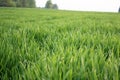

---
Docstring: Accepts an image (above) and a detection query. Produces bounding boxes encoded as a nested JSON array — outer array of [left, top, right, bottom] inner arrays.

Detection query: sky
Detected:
[[35, 0, 120, 12]]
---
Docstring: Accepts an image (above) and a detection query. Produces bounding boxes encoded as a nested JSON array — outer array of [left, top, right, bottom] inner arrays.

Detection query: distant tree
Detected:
[[0, 0, 16, 7], [28, 0, 35, 8], [14, 0, 21, 7], [52, 4, 58, 9], [0, 0, 36, 7], [9, 0, 16, 7], [0, 0, 8, 7], [0, 0, 6, 7], [118, 7, 120, 13], [45, 0, 58, 9], [45, 0, 53, 8], [21, 0, 28, 7], [20, 0, 36, 7]]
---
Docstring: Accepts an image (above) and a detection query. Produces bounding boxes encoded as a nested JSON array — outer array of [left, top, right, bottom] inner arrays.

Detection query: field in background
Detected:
[[0, 8, 120, 80]]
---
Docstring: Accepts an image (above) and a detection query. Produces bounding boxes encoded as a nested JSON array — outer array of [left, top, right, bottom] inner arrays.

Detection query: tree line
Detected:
[[0, 0, 58, 9], [0, 0, 36, 7]]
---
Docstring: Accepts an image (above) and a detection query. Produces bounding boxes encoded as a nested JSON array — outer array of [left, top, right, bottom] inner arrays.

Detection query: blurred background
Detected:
[[0, 0, 120, 12]]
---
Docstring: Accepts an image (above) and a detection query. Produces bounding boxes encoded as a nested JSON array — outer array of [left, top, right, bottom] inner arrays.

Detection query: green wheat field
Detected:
[[0, 8, 120, 80]]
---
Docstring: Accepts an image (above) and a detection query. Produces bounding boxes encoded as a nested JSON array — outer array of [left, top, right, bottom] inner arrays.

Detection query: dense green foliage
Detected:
[[0, 0, 35, 7], [45, 0, 58, 9], [0, 8, 120, 80]]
